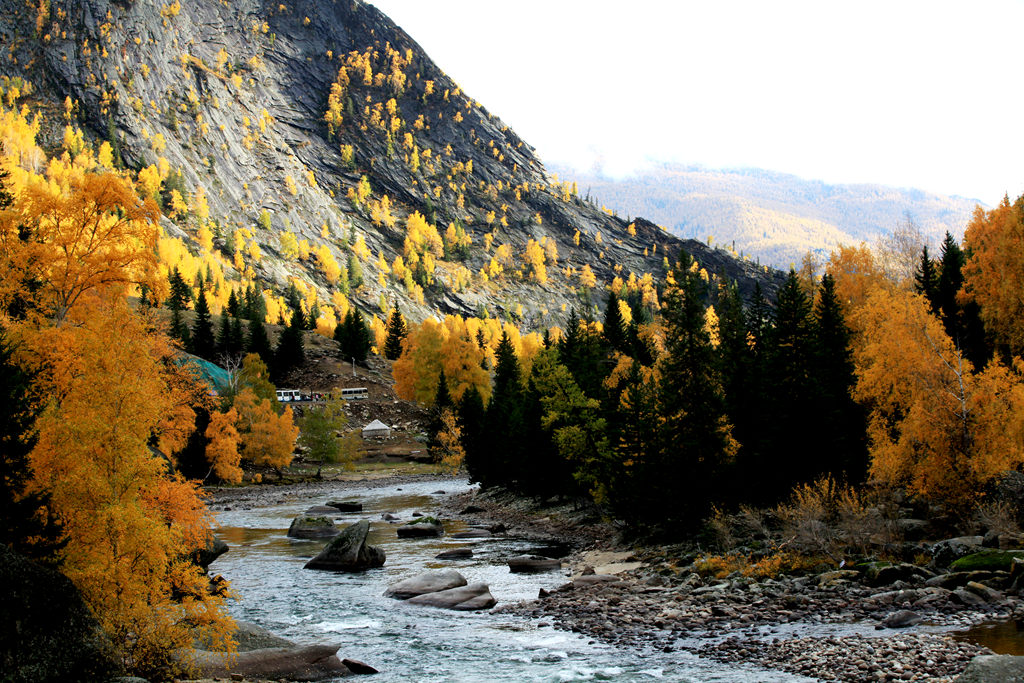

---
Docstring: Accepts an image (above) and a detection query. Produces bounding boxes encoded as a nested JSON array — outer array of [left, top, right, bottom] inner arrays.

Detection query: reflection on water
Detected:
[[952, 619, 1024, 655], [210, 478, 808, 682]]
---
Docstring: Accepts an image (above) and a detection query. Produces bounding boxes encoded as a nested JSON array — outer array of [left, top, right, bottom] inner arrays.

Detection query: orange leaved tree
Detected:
[[3, 172, 160, 323], [852, 287, 1024, 509], [21, 294, 234, 677], [233, 387, 298, 474]]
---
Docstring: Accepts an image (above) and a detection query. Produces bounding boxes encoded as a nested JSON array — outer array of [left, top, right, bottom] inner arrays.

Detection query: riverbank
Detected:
[[439, 484, 1019, 682], [197, 473, 1019, 682]]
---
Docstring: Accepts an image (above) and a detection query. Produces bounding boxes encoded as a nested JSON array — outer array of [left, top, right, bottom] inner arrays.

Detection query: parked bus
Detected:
[[276, 389, 302, 402], [339, 387, 369, 400]]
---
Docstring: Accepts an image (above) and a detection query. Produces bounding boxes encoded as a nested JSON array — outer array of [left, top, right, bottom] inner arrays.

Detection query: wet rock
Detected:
[[188, 644, 351, 680], [306, 505, 341, 515], [451, 529, 491, 539], [327, 500, 363, 513], [406, 583, 497, 611], [460, 505, 485, 514], [342, 658, 379, 675], [435, 548, 473, 560], [288, 515, 340, 539], [381, 513, 399, 521], [193, 537, 229, 570], [879, 609, 922, 628], [965, 580, 1003, 603], [955, 654, 1024, 682], [231, 620, 296, 651], [304, 520, 386, 572], [509, 555, 562, 573], [952, 588, 988, 607], [385, 570, 468, 600], [932, 536, 985, 569], [396, 519, 444, 538]]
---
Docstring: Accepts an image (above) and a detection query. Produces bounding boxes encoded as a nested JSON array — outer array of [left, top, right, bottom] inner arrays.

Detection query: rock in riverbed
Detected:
[[188, 644, 351, 680], [288, 515, 340, 539], [327, 500, 363, 512], [385, 570, 468, 600], [406, 583, 497, 611], [955, 654, 1024, 682], [304, 520, 385, 571], [397, 518, 444, 538]]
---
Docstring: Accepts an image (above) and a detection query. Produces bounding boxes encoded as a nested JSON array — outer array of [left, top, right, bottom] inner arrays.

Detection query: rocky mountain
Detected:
[[0, 0, 783, 328], [554, 163, 983, 269]]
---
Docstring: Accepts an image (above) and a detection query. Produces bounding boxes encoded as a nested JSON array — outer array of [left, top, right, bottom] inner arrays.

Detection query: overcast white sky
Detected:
[[369, 0, 1023, 205]]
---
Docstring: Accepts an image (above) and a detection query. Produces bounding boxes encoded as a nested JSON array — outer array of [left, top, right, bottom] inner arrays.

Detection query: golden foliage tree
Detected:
[[962, 195, 1024, 356], [852, 287, 1024, 508], [205, 408, 242, 484], [3, 172, 160, 323], [22, 294, 234, 676], [233, 387, 298, 474]]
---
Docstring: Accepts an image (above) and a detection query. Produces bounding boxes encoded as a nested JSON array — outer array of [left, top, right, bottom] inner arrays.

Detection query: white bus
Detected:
[[276, 389, 302, 402], [339, 387, 369, 400]]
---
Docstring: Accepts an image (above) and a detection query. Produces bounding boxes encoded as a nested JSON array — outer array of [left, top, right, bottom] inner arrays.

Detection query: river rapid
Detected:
[[211, 476, 811, 682]]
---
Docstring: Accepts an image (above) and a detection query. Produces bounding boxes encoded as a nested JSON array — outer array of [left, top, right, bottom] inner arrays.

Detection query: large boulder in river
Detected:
[[955, 654, 1024, 682], [288, 515, 340, 539], [385, 570, 468, 600], [0, 544, 122, 682], [508, 555, 562, 573], [932, 536, 985, 568], [192, 537, 229, 570], [405, 583, 497, 611], [188, 644, 352, 681], [304, 520, 385, 571], [396, 518, 444, 538]]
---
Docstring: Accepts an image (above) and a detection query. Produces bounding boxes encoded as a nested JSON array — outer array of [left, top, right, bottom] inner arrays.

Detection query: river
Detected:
[[211, 477, 812, 682]]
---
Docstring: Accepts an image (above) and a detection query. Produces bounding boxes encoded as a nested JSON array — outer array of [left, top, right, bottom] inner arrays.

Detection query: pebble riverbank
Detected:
[[440, 487, 1021, 682]]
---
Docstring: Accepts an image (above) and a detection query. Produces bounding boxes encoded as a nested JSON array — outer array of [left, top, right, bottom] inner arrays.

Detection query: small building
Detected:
[[361, 419, 392, 439]]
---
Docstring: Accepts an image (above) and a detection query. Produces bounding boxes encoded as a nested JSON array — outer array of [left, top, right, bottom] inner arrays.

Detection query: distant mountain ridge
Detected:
[[552, 163, 984, 268]]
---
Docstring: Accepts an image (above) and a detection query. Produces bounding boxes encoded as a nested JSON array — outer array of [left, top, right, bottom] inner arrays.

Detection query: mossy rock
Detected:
[[949, 550, 1024, 573]]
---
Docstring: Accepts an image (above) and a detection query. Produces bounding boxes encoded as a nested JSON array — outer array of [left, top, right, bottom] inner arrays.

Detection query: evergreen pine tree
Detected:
[[189, 290, 216, 360], [348, 309, 372, 363], [603, 290, 626, 352], [167, 267, 192, 311], [348, 253, 363, 290], [226, 289, 241, 317], [913, 245, 939, 314], [273, 308, 306, 383], [246, 318, 273, 367], [217, 313, 232, 358], [481, 332, 524, 488], [0, 329, 65, 565], [306, 301, 320, 331], [811, 274, 867, 483], [651, 251, 736, 531], [383, 307, 407, 360], [558, 309, 605, 398], [426, 370, 452, 456], [937, 232, 965, 341], [458, 385, 487, 485]]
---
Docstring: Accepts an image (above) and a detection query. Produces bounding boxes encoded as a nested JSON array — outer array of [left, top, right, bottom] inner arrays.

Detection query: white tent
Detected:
[[362, 419, 392, 439]]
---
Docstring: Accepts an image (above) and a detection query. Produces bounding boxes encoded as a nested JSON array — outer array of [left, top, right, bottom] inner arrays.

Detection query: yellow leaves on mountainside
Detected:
[[852, 287, 1024, 508], [962, 196, 1024, 357], [20, 295, 233, 675]]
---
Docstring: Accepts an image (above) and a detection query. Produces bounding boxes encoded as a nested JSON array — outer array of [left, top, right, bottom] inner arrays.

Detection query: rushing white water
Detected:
[[211, 478, 811, 682]]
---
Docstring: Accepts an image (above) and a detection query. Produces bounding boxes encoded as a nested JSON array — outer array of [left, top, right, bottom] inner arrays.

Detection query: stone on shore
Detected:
[[304, 520, 385, 571], [288, 515, 340, 539], [405, 583, 497, 611], [508, 555, 562, 573], [231, 620, 296, 651], [451, 528, 492, 539], [384, 570, 468, 600], [955, 654, 1024, 682]]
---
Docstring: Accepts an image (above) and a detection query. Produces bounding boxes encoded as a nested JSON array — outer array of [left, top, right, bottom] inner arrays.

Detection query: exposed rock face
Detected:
[[288, 515, 340, 539], [192, 537, 229, 570], [0, 544, 122, 682], [188, 644, 351, 681], [0, 0, 783, 331], [384, 570, 467, 600], [304, 519, 385, 571], [405, 583, 497, 611]]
